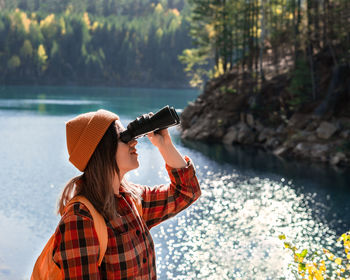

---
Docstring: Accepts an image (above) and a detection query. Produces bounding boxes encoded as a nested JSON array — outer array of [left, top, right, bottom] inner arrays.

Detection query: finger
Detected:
[[158, 128, 168, 135], [147, 131, 154, 138], [129, 139, 138, 147]]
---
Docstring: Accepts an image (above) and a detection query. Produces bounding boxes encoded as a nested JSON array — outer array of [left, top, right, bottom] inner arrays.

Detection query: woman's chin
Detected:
[[133, 160, 140, 169]]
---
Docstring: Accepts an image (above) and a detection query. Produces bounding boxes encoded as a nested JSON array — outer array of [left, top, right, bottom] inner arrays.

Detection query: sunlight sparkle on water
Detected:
[[153, 168, 338, 280]]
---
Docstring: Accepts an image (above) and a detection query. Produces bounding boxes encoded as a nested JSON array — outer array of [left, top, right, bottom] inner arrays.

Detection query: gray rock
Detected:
[[236, 123, 256, 144], [291, 130, 310, 140], [246, 113, 254, 127], [273, 146, 289, 156], [254, 121, 264, 132], [340, 130, 350, 139], [330, 152, 347, 165], [181, 129, 191, 140], [214, 127, 226, 139], [310, 144, 330, 160], [276, 124, 286, 134], [181, 115, 211, 140], [293, 142, 313, 156], [222, 126, 238, 145], [306, 133, 318, 142], [305, 121, 320, 131], [288, 113, 310, 129], [258, 127, 274, 142], [265, 137, 280, 149], [291, 130, 317, 142], [190, 115, 199, 127], [316, 122, 338, 139], [181, 102, 202, 130], [240, 112, 246, 123]]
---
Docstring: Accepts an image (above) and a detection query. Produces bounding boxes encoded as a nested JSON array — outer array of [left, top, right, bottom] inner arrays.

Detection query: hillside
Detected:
[[180, 48, 350, 167]]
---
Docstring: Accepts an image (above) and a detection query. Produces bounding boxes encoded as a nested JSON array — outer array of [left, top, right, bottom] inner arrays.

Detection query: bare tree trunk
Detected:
[[222, 0, 228, 72], [322, 0, 328, 48], [254, 0, 259, 79], [307, 0, 317, 100], [292, 0, 297, 64], [259, 0, 266, 82], [295, 0, 302, 61], [242, 1, 248, 73], [248, 0, 253, 74], [314, 64, 347, 116], [214, 2, 220, 70]]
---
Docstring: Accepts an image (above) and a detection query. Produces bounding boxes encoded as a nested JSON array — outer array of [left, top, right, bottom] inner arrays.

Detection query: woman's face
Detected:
[[115, 120, 139, 178]]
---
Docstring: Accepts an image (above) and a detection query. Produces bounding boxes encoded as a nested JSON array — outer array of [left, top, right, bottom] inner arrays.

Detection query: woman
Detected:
[[52, 109, 201, 279]]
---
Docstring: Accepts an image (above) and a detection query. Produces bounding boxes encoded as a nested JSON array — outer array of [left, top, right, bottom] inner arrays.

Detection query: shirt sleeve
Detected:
[[139, 156, 201, 229], [52, 204, 101, 280]]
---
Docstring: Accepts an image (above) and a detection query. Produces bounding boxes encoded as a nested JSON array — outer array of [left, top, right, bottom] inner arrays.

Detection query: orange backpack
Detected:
[[31, 196, 108, 280]]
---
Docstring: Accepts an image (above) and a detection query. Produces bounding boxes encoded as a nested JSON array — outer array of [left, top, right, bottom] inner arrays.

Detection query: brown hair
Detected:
[[58, 121, 140, 220]]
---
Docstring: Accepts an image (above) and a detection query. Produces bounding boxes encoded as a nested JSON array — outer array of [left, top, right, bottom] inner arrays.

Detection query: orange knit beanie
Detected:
[[66, 109, 119, 171]]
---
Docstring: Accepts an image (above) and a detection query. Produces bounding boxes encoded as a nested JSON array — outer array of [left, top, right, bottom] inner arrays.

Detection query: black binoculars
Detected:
[[119, 105, 180, 143]]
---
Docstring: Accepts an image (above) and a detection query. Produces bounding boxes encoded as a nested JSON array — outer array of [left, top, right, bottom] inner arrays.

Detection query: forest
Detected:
[[180, 0, 350, 118], [0, 0, 193, 87], [1, 0, 349, 96]]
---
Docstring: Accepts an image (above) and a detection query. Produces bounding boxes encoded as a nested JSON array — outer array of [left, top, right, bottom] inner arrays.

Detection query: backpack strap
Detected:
[[65, 196, 108, 266]]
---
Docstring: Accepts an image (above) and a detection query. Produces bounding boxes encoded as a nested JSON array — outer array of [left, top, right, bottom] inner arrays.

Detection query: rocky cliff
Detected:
[[180, 62, 350, 167]]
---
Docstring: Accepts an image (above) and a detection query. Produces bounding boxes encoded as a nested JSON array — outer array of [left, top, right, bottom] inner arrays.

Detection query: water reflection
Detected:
[[0, 85, 199, 116], [152, 139, 349, 279], [181, 139, 350, 234]]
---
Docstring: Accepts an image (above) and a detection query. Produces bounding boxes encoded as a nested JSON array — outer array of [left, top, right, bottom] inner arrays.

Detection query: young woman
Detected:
[[52, 109, 201, 279]]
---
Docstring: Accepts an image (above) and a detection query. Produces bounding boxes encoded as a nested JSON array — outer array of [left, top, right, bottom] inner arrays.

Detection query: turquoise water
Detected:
[[0, 86, 349, 280]]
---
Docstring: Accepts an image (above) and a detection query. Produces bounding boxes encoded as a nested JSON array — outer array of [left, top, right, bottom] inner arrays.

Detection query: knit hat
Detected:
[[66, 109, 119, 171]]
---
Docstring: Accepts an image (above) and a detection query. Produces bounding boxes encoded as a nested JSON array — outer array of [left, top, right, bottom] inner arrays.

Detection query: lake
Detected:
[[0, 85, 349, 280]]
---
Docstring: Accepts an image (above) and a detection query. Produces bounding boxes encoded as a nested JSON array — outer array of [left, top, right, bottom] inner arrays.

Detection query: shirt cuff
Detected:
[[165, 156, 195, 179]]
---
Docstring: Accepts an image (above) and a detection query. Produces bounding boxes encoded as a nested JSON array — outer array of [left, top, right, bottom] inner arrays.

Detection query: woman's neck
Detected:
[[113, 172, 122, 195]]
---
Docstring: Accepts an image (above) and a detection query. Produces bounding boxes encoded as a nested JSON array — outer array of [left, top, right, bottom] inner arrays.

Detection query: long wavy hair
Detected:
[[57, 120, 141, 220]]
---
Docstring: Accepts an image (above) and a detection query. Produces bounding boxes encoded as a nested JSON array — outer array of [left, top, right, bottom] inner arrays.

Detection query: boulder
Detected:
[[293, 142, 313, 156], [330, 152, 347, 165], [306, 133, 318, 142], [276, 124, 286, 134], [310, 144, 330, 160], [236, 123, 256, 144], [213, 127, 226, 139], [265, 137, 280, 149], [180, 102, 202, 130], [305, 121, 320, 132], [287, 113, 311, 129], [246, 113, 255, 127], [316, 122, 338, 139], [181, 115, 211, 140], [340, 130, 350, 139], [291, 130, 317, 142], [254, 120, 264, 132], [291, 130, 310, 140], [258, 127, 275, 142], [240, 112, 245, 123], [273, 146, 289, 156], [222, 126, 238, 145]]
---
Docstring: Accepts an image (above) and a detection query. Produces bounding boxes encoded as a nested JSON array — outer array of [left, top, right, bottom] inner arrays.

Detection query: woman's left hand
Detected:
[[145, 113, 186, 168], [147, 128, 172, 149]]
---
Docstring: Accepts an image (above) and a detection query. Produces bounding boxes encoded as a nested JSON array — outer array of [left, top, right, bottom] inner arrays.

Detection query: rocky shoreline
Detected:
[[180, 76, 350, 167]]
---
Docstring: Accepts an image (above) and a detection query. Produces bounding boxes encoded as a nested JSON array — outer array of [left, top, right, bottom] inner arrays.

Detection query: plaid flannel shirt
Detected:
[[52, 156, 201, 279]]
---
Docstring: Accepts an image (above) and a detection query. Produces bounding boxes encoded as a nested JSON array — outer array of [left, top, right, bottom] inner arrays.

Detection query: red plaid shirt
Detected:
[[52, 156, 201, 279]]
